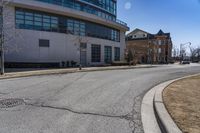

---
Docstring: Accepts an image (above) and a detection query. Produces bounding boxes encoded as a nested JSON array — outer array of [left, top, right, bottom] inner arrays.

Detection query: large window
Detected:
[[86, 22, 119, 41], [35, 0, 116, 21], [67, 19, 74, 34], [114, 47, 120, 61], [104, 46, 112, 63], [91, 44, 101, 62], [82, 0, 116, 15], [15, 8, 119, 42]]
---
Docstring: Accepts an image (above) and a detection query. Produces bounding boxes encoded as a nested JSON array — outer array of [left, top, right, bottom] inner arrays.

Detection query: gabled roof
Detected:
[[126, 28, 171, 41], [155, 29, 170, 38], [127, 28, 150, 36], [157, 29, 165, 35]]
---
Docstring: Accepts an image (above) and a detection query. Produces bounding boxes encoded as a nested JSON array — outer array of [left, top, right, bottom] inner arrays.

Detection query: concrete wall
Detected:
[[3, 6, 126, 66]]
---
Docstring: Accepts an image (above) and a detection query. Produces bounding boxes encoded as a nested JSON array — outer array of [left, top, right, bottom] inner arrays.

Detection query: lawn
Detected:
[[163, 75, 200, 133]]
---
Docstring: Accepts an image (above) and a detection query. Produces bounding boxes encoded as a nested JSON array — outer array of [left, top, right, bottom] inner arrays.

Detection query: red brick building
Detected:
[[126, 29, 172, 64]]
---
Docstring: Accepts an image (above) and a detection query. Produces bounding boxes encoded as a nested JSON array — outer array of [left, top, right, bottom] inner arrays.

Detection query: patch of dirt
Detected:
[[163, 75, 200, 133]]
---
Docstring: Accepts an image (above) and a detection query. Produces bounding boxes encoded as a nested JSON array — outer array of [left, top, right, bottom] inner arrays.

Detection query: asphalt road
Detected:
[[0, 64, 200, 133]]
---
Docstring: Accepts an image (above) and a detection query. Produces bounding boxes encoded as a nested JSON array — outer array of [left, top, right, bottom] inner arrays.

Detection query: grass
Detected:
[[163, 75, 200, 133]]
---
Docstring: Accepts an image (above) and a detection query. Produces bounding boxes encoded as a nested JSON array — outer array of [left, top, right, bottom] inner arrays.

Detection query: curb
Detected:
[[0, 65, 156, 80], [141, 84, 162, 133], [141, 73, 200, 133]]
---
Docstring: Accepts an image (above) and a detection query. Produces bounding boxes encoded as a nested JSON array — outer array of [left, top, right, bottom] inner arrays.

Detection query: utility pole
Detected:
[[180, 42, 191, 64], [0, 6, 4, 75]]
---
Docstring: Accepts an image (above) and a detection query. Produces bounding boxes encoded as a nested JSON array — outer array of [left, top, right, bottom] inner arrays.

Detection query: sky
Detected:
[[117, 0, 200, 49]]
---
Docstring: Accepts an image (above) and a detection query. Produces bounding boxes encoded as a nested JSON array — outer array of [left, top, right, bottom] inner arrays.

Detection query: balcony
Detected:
[[116, 19, 127, 26], [34, 0, 128, 27]]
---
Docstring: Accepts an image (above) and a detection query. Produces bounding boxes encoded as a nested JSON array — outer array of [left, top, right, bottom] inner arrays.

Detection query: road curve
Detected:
[[0, 64, 200, 133]]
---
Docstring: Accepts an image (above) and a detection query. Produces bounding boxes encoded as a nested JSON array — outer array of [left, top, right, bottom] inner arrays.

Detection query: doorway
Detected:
[[80, 43, 87, 67]]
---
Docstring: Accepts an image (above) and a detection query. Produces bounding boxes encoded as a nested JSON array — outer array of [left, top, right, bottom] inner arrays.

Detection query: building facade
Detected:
[[2, 0, 129, 67], [126, 29, 172, 64]]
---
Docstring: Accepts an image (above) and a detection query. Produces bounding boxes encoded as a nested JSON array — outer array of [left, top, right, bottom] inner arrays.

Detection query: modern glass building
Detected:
[[3, 0, 129, 67]]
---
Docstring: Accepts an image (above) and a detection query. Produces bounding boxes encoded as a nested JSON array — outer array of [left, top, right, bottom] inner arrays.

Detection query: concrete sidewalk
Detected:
[[0, 65, 155, 79]]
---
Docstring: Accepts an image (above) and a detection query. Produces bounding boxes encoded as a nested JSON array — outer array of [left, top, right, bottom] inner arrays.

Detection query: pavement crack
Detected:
[[125, 92, 145, 133], [47, 73, 88, 99], [26, 103, 127, 119], [0, 92, 8, 95]]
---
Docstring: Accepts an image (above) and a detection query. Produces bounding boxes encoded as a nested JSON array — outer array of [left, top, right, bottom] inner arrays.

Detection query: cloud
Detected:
[[124, 2, 132, 10]]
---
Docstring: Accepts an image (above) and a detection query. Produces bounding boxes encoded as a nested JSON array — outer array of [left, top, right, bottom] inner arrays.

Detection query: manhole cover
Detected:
[[0, 99, 24, 108]]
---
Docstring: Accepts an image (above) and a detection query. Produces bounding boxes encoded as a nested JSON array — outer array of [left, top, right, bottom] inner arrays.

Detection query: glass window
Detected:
[[43, 23, 50, 31], [16, 10, 24, 15], [16, 19, 24, 28], [51, 16, 58, 32], [80, 22, 85, 36], [43, 15, 50, 23], [51, 16, 58, 23], [67, 19, 74, 34], [74, 3, 81, 10], [91, 44, 101, 62], [74, 20, 80, 35], [34, 0, 117, 21], [25, 12, 33, 21], [34, 21, 42, 26], [15, 10, 25, 28], [114, 47, 120, 61], [104, 46, 112, 63], [15, 8, 119, 42], [34, 14, 42, 21], [16, 13, 24, 19], [16, 19, 24, 24]]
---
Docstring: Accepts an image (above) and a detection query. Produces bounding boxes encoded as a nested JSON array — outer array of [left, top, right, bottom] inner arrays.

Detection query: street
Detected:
[[0, 64, 200, 133]]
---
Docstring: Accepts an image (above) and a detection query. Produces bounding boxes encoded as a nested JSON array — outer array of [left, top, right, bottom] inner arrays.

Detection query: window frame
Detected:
[[91, 44, 101, 62]]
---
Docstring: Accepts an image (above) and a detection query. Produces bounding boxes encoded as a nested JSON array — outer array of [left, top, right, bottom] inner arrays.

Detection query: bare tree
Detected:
[[74, 35, 89, 69], [172, 45, 177, 58], [127, 48, 137, 66], [172, 45, 180, 61], [189, 46, 195, 62], [67, 31, 89, 69], [190, 46, 200, 62]]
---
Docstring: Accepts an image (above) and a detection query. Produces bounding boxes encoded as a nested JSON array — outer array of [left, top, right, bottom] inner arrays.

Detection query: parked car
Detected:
[[169, 60, 175, 64], [181, 60, 190, 64], [192, 60, 199, 63]]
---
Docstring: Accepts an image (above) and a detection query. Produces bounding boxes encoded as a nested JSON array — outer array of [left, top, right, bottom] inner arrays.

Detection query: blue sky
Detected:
[[117, 0, 200, 48]]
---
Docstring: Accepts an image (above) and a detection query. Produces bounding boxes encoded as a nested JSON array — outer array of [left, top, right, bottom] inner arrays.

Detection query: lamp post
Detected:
[[0, 6, 4, 75], [180, 42, 191, 63], [79, 44, 82, 70]]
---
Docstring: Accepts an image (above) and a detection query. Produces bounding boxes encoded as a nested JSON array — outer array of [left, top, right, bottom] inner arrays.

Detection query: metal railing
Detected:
[[116, 19, 127, 26], [34, 0, 128, 27]]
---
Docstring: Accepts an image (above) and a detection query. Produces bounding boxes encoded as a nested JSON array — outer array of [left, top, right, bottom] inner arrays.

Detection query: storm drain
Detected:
[[0, 98, 24, 108]]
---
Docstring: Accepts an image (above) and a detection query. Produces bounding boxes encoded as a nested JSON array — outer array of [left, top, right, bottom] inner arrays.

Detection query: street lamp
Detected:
[[180, 42, 191, 63], [0, 6, 4, 75]]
